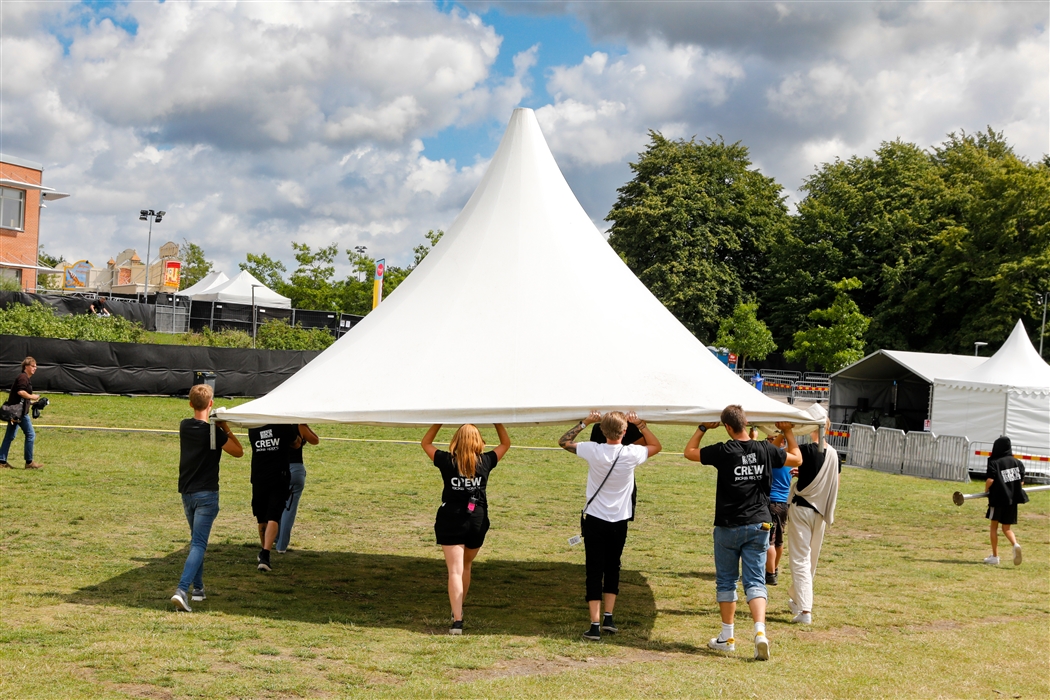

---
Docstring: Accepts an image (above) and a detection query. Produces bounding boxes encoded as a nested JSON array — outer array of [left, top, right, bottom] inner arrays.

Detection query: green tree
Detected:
[[287, 242, 340, 311], [607, 132, 790, 343], [178, 241, 214, 290], [713, 301, 776, 369], [37, 245, 66, 290], [239, 253, 289, 295], [413, 229, 444, 266], [785, 278, 871, 372]]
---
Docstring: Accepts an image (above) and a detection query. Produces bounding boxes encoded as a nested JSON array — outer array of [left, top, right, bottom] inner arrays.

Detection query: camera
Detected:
[[32, 397, 50, 419]]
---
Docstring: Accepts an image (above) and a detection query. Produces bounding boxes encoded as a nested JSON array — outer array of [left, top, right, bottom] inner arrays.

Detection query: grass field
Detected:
[[1, 395, 1047, 699]]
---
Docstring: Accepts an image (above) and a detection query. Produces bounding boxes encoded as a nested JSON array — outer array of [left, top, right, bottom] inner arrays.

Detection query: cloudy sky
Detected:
[[3, 1, 1047, 279]]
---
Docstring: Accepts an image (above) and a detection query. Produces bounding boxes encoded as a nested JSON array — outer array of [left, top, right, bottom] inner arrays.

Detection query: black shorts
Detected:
[[986, 504, 1018, 525], [769, 501, 788, 548], [434, 504, 489, 549], [253, 477, 291, 524]]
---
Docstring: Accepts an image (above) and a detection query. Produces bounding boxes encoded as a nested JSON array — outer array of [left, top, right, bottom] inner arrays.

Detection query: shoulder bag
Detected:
[[580, 446, 624, 537]]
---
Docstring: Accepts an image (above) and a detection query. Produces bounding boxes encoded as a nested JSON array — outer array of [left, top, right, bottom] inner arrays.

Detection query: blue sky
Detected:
[[3, 0, 1047, 277]]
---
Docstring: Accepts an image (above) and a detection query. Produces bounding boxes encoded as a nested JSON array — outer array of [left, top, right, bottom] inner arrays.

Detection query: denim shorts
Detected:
[[713, 523, 770, 602]]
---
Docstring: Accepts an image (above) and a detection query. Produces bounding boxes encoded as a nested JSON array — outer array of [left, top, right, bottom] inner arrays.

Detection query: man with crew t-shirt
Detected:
[[248, 423, 301, 572], [171, 384, 243, 612], [684, 405, 801, 661]]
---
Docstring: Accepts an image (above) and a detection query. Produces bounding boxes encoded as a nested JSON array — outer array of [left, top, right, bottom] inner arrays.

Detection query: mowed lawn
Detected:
[[1, 395, 1047, 699]]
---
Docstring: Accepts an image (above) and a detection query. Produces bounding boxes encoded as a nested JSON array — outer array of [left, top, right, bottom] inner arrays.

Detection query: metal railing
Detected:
[[848, 425, 971, 482], [827, 422, 851, 464], [872, 428, 907, 474], [848, 424, 876, 469], [969, 441, 1050, 483]]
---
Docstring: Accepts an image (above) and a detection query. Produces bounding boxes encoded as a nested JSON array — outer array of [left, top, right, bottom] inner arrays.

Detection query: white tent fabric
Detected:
[[194, 270, 292, 309], [931, 320, 1050, 449], [217, 108, 815, 427], [177, 270, 229, 297]]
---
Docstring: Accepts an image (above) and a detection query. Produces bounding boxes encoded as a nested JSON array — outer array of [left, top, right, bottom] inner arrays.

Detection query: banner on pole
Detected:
[[372, 258, 385, 309], [164, 260, 182, 288]]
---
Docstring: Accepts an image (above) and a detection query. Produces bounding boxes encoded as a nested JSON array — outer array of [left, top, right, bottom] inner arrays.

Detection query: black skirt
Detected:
[[435, 503, 490, 549]]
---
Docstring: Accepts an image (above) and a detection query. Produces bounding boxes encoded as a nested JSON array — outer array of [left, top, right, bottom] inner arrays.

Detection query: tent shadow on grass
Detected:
[[67, 545, 659, 647]]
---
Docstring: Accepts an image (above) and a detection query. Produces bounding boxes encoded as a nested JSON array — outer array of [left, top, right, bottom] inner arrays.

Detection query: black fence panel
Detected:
[[0, 335, 320, 397]]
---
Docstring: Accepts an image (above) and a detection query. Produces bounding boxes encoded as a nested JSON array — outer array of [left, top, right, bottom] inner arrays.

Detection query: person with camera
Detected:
[[1, 357, 44, 470], [170, 384, 243, 612], [683, 405, 801, 661], [559, 410, 661, 641], [421, 423, 511, 635]]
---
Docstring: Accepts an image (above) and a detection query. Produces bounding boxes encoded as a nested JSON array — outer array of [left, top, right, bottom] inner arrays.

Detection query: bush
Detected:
[[191, 327, 254, 348], [0, 302, 146, 343], [256, 319, 335, 351]]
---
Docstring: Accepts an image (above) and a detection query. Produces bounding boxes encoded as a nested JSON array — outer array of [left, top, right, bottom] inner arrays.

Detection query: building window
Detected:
[[0, 187, 26, 231]]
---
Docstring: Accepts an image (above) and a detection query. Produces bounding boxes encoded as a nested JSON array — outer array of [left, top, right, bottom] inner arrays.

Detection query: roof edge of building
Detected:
[[0, 153, 44, 171]]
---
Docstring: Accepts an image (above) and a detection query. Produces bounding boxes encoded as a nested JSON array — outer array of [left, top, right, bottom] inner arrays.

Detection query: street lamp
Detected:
[[138, 209, 166, 295], [974, 341, 988, 356], [251, 283, 262, 348]]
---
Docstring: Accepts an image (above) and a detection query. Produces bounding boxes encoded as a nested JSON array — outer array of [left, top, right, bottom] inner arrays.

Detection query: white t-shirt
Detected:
[[576, 442, 649, 522]]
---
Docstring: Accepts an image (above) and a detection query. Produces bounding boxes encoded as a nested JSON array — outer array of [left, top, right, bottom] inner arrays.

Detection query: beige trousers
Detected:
[[787, 503, 826, 613]]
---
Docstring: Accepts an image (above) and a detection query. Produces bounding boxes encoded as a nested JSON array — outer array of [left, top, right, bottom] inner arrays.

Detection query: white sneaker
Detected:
[[983, 555, 1000, 565], [754, 632, 770, 661], [171, 589, 192, 612], [708, 636, 735, 652], [792, 612, 812, 624], [191, 587, 206, 602], [788, 597, 800, 616], [1013, 544, 1022, 566]]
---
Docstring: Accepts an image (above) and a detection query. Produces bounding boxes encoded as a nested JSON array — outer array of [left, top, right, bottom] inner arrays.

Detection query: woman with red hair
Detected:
[[422, 423, 511, 635]]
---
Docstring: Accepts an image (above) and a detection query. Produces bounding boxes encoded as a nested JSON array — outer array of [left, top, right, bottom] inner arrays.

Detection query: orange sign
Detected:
[[164, 260, 181, 287]]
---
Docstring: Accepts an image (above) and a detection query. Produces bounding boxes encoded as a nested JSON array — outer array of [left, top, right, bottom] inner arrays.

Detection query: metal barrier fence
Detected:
[[155, 294, 191, 333], [792, 377, 830, 402], [872, 428, 907, 474], [970, 441, 1050, 483], [827, 422, 851, 464], [847, 424, 876, 469]]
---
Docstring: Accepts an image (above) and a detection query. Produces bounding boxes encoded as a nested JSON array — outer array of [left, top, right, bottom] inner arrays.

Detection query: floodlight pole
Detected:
[[251, 284, 262, 348], [139, 208, 165, 297], [973, 341, 988, 356]]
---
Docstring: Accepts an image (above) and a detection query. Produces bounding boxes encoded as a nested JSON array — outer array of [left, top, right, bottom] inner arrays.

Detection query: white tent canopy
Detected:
[[193, 270, 291, 309], [931, 320, 1050, 449], [177, 270, 229, 297], [217, 108, 814, 427]]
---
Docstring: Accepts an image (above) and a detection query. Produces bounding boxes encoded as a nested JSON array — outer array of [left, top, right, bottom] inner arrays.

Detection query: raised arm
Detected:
[[217, 421, 244, 458], [493, 423, 511, 460], [299, 423, 320, 446], [684, 422, 720, 462], [626, 412, 661, 457], [776, 422, 803, 467], [421, 424, 441, 461], [558, 410, 601, 454]]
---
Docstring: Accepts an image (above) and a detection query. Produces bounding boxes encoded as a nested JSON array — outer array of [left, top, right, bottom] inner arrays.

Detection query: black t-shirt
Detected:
[[248, 424, 298, 484], [700, 439, 785, 527], [289, 427, 304, 464], [986, 456, 1027, 508], [6, 372, 31, 406], [434, 450, 499, 510], [178, 418, 229, 493], [794, 442, 841, 510], [589, 422, 644, 445], [95, 299, 108, 313]]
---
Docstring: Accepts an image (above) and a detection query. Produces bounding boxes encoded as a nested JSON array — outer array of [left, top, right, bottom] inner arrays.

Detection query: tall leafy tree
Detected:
[[714, 301, 776, 369], [178, 241, 214, 290], [239, 253, 289, 294], [287, 242, 340, 311], [37, 245, 65, 290], [785, 278, 871, 372], [607, 132, 790, 343]]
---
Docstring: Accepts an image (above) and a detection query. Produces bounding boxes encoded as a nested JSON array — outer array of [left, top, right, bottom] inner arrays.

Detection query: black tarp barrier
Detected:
[[0, 291, 157, 331], [0, 335, 320, 397]]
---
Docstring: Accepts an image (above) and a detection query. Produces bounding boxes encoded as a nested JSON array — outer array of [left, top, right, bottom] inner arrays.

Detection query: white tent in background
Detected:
[[217, 108, 814, 427], [193, 270, 292, 309], [931, 320, 1050, 449], [177, 270, 229, 297]]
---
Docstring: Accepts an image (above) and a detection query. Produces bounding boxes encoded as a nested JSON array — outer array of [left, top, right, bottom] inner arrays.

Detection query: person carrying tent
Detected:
[[421, 423, 511, 635], [684, 405, 801, 660], [558, 410, 661, 642], [983, 436, 1027, 566]]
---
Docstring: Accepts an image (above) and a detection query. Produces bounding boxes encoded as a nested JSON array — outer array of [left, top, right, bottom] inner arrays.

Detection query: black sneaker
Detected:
[[449, 619, 464, 635], [601, 614, 618, 633], [191, 587, 206, 602], [766, 570, 778, 586], [583, 623, 601, 641], [257, 549, 271, 572]]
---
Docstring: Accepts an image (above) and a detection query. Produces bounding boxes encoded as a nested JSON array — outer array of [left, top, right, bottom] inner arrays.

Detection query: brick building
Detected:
[[0, 154, 69, 290]]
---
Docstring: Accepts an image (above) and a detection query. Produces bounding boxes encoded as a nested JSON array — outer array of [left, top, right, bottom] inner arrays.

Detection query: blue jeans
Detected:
[[713, 523, 770, 603], [276, 463, 306, 552], [0, 413, 34, 464], [178, 491, 220, 593]]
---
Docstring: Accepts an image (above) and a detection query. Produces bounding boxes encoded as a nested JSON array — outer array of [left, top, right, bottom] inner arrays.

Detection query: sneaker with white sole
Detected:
[[257, 549, 272, 572], [754, 632, 770, 661], [601, 613, 618, 634], [191, 587, 206, 602], [449, 619, 464, 635], [583, 623, 602, 641], [708, 636, 735, 652], [171, 589, 192, 612], [983, 555, 1000, 565], [792, 612, 812, 624], [1013, 544, 1022, 566], [788, 597, 800, 616]]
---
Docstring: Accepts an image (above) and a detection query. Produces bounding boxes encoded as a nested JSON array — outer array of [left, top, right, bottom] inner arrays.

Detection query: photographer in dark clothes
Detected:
[[684, 405, 801, 661], [0, 357, 43, 470]]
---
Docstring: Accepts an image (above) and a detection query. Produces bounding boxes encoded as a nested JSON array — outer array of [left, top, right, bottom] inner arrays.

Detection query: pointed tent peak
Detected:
[[216, 108, 815, 427], [195, 270, 291, 308], [951, 319, 1050, 387], [178, 270, 229, 297]]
